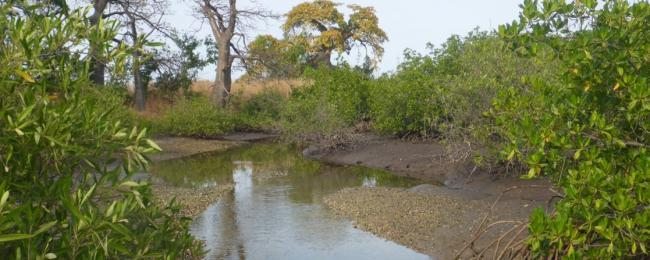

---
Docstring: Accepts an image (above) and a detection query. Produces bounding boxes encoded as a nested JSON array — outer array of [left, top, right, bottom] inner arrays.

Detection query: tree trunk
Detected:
[[90, 0, 108, 86], [130, 19, 146, 111], [213, 40, 232, 107], [90, 57, 106, 86], [133, 51, 145, 111], [312, 51, 333, 68]]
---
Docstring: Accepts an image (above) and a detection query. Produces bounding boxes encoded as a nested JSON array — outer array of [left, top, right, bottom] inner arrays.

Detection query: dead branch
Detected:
[[455, 185, 559, 259]]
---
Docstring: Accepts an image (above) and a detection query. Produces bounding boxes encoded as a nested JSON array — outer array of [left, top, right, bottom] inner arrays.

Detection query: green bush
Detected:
[[280, 67, 372, 136], [370, 50, 442, 137], [498, 0, 649, 258], [158, 96, 236, 137], [81, 86, 142, 126], [0, 2, 202, 258], [234, 88, 286, 130], [370, 31, 558, 140]]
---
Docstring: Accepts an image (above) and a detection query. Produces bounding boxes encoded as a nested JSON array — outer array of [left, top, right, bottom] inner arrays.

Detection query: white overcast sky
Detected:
[[166, 0, 525, 79]]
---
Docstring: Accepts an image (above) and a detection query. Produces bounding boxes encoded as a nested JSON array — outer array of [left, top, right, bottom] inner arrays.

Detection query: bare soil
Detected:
[[149, 137, 244, 161], [311, 134, 558, 259], [152, 182, 234, 217]]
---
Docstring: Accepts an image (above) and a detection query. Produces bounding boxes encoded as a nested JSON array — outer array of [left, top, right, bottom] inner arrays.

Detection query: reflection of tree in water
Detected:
[[185, 143, 430, 259], [151, 143, 307, 187], [213, 189, 246, 260], [152, 142, 425, 196], [150, 152, 235, 187], [285, 165, 426, 204]]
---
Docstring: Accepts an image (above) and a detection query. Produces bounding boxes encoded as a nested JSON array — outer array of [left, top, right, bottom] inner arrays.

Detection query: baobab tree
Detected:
[[196, 0, 274, 106], [283, 0, 388, 68]]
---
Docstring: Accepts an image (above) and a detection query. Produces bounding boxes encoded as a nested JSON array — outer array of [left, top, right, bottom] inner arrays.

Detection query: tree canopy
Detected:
[[283, 0, 387, 67]]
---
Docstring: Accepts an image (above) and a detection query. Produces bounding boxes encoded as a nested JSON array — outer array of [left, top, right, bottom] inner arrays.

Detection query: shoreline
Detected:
[[306, 134, 556, 258], [147, 133, 556, 258]]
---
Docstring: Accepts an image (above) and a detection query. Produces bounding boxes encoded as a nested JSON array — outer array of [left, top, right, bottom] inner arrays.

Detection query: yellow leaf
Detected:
[[613, 83, 620, 91], [15, 70, 35, 83]]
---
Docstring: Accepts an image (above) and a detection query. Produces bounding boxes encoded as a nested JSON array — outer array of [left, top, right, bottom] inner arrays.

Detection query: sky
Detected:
[[167, 0, 525, 79]]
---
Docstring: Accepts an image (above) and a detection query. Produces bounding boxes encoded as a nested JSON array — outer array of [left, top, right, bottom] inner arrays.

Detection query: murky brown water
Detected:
[[152, 143, 432, 260]]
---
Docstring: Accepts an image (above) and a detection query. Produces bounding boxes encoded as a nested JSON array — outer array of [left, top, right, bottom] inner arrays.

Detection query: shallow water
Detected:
[[151, 143, 432, 260]]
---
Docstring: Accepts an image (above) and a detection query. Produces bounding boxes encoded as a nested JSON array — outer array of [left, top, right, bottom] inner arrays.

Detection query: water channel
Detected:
[[151, 143, 432, 260]]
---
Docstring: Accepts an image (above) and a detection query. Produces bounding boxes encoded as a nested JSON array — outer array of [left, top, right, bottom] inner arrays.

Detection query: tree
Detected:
[[0, 2, 202, 257], [150, 34, 209, 97], [245, 34, 307, 79], [283, 0, 388, 68], [497, 0, 649, 258], [89, 0, 109, 86], [116, 0, 171, 111], [195, 0, 274, 106], [84, 0, 171, 110]]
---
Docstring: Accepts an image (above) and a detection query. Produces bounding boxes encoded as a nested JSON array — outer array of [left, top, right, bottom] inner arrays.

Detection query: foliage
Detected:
[[152, 34, 209, 95], [157, 96, 236, 137], [283, 0, 388, 67], [0, 2, 202, 258], [80, 86, 141, 127], [232, 88, 287, 130], [498, 0, 649, 258], [245, 35, 308, 80], [280, 67, 372, 135], [370, 31, 557, 141]]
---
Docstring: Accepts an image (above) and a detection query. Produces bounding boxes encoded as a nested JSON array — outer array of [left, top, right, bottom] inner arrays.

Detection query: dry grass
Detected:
[[230, 79, 303, 100], [128, 79, 304, 118], [188, 79, 303, 100]]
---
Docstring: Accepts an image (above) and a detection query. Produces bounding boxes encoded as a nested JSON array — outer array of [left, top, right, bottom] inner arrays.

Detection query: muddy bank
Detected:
[[325, 187, 487, 258], [311, 135, 557, 258], [149, 137, 245, 161], [152, 181, 234, 217]]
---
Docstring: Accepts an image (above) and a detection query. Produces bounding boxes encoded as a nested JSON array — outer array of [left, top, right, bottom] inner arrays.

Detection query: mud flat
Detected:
[[149, 137, 245, 161], [152, 182, 234, 217], [312, 135, 557, 258]]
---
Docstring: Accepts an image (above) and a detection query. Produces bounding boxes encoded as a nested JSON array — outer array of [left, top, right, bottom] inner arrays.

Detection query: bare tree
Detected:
[[195, 0, 274, 106], [115, 0, 171, 111], [85, 1, 171, 113]]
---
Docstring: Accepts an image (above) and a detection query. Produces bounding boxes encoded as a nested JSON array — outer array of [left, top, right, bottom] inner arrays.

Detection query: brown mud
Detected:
[[308, 134, 557, 259]]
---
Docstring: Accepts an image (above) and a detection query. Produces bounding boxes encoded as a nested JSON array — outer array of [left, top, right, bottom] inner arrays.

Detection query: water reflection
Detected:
[[152, 143, 431, 260]]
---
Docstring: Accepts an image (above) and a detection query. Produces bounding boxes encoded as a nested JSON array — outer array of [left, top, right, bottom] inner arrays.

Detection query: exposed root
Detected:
[[455, 185, 560, 259]]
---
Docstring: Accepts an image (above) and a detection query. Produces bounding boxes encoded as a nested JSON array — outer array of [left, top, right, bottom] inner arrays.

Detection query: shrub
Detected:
[[498, 0, 649, 258], [370, 30, 558, 141], [234, 88, 287, 130], [0, 2, 202, 258], [157, 96, 236, 137], [280, 67, 372, 136], [370, 49, 442, 137]]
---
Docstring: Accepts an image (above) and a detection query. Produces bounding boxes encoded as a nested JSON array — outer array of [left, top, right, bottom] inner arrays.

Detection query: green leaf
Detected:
[[145, 139, 162, 152], [145, 41, 165, 47], [120, 181, 143, 188], [33, 221, 57, 236], [0, 191, 9, 213], [15, 70, 35, 83], [0, 233, 34, 242], [80, 184, 96, 205]]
